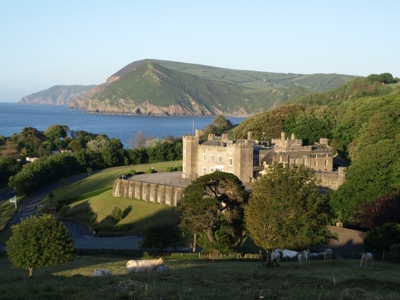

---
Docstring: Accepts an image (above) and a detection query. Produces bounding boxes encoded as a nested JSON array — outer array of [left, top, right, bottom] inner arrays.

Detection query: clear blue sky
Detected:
[[1, 0, 399, 102]]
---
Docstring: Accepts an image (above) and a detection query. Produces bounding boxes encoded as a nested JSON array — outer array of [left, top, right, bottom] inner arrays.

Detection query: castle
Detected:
[[182, 131, 346, 190]]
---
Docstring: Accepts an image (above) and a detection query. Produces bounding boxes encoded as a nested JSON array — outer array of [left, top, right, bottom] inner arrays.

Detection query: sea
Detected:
[[0, 103, 245, 148]]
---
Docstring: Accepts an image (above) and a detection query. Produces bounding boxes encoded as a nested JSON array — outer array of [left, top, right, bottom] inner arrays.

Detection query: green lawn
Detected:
[[0, 254, 399, 299], [68, 191, 181, 232]]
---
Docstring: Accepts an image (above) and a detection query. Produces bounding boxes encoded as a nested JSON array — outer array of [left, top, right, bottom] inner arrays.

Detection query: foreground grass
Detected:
[[0, 255, 399, 300]]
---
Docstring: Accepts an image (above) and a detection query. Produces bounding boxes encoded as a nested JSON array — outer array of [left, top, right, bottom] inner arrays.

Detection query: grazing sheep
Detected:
[[298, 252, 304, 265], [93, 269, 112, 277], [303, 249, 311, 262], [324, 248, 333, 262], [126, 258, 164, 274], [271, 250, 283, 264], [360, 252, 373, 267]]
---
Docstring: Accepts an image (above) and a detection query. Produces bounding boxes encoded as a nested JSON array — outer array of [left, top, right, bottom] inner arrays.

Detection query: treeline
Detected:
[[233, 73, 400, 225], [1, 126, 182, 195]]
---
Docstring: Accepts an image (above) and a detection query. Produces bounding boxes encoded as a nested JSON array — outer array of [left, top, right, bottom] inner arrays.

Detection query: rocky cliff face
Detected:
[[19, 85, 95, 105]]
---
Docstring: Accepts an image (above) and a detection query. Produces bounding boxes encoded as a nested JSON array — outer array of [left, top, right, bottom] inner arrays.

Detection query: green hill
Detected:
[[19, 85, 95, 105], [69, 59, 357, 116]]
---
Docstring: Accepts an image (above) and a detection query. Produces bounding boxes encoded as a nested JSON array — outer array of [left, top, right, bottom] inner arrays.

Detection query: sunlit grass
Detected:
[[68, 191, 181, 231]]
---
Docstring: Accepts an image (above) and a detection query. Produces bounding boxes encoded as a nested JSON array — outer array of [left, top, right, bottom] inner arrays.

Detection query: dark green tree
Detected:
[[363, 222, 400, 252], [6, 214, 75, 277], [44, 124, 68, 140], [245, 163, 335, 264], [140, 223, 182, 254], [111, 206, 123, 222], [178, 171, 248, 253]]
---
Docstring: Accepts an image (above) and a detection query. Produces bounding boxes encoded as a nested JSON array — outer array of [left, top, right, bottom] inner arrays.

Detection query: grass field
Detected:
[[0, 254, 399, 300], [0, 161, 182, 242]]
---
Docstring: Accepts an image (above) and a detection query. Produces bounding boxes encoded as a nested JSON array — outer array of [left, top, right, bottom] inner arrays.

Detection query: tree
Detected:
[[111, 206, 123, 222], [178, 171, 248, 253], [140, 223, 182, 254], [352, 193, 400, 230], [44, 124, 68, 140], [245, 163, 335, 265], [363, 222, 400, 253], [6, 214, 75, 277], [86, 167, 92, 177]]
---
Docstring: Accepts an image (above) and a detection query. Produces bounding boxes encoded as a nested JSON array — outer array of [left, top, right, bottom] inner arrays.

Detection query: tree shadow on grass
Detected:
[[123, 205, 132, 218]]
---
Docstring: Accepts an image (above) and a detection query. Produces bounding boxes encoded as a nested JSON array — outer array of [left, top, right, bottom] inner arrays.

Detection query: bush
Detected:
[[363, 222, 400, 252], [130, 169, 136, 176], [111, 206, 123, 222], [176, 165, 183, 171], [390, 244, 400, 254], [147, 168, 155, 174], [166, 167, 174, 172]]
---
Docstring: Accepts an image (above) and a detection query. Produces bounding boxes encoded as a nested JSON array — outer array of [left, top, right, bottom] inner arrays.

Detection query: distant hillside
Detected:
[[70, 59, 357, 116], [19, 85, 95, 105]]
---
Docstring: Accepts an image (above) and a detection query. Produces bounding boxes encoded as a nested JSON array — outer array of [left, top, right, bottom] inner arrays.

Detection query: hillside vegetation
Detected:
[[233, 73, 400, 223], [69, 59, 356, 116], [19, 85, 95, 105]]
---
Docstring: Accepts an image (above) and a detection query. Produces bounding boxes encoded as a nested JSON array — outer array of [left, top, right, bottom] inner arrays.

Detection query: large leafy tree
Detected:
[[140, 223, 182, 255], [363, 222, 400, 252], [178, 171, 248, 253], [245, 163, 335, 264], [6, 214, 75, 277], [352, 193, 400, 230]]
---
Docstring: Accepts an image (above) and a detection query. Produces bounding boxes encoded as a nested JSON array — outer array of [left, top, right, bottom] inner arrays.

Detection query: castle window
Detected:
[[210, 154, 215, 162], [203, 153, 206, 161], [228, 158, 233, 166], [218, 155, 222, 163], [202, 167, 207, 175], [314, 161, 318, 166], [325, 160, 329, 166], [210, 167, 214, 173], [294, 158, 297, 165]]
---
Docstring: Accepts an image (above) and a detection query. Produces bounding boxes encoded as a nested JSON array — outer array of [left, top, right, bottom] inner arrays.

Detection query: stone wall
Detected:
[[112, 179, 184, 207]]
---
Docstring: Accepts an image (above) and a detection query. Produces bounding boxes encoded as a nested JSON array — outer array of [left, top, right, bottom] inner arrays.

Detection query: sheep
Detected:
[[271, 250, 283, 264], [298, 252, 304, 265], [324, 248, 333, 262], [126, 257, 164, 274], [303, 249, 311, 262], [360, 252, 373, 267], [93, 269, 112, 277]]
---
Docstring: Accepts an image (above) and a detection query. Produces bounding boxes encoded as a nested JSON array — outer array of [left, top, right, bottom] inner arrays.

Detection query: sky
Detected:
[[1, 0, 399, 102]]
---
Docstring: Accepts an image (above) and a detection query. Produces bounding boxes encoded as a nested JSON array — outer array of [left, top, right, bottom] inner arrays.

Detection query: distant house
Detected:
[[26, 156, 38, 163]]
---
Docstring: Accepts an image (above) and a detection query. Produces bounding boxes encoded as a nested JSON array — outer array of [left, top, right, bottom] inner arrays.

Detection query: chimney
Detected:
[[247, 131, 253, 141]]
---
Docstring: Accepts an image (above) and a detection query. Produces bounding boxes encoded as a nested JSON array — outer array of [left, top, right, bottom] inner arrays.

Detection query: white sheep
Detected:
[[271, 250, 283, 264], [298, 252, 304, 265], [303, 249, 311, 261], [126, 257, 164, 274], [360, 252, 373, 267], [324, 248, 332, 262]]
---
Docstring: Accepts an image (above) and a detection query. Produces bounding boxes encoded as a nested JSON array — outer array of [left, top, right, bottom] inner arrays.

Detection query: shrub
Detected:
[[147, 168, 155, 174], [111, 206, 123, 222], [166, 167, 174, 172], [59, 205, 70, 217], [176, 165, 183, 171], [390, 244, 400, 254], [130, 169, 136, 176]]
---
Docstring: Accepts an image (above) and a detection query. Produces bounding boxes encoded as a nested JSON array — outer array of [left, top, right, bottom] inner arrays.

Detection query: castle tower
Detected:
[[182, 135, 199, 179]]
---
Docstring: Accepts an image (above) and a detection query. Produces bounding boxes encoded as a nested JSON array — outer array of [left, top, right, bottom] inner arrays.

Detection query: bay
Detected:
[[0, 103, 245, 148]]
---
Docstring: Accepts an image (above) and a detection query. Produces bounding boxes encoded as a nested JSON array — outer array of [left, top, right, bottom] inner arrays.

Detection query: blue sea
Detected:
[[0, 103, 245, 148]]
